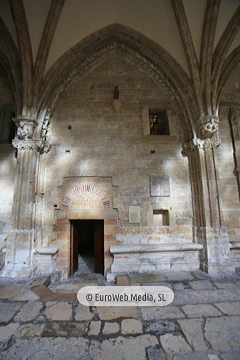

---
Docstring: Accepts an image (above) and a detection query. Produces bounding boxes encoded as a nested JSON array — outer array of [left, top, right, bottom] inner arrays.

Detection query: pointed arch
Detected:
[[212, 5, 240, 111], [36, 24, 197, 139], [32, 0, 65, 114], [9, 0, 33, 116], [217, 46, 240, 105], [0, 18, 22, 114]]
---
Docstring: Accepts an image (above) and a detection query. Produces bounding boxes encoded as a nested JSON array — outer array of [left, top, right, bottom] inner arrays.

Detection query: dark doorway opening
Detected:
[[70, 220, 104, 276]]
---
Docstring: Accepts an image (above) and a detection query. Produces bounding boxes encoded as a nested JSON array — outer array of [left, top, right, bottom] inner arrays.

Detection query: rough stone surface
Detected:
[[0, 323, 19, 342], [15, 324, 44, 337], [1, 273, 240, 359], [1, 337, 89, 360], [146, 345, 163, 360], [160, 333, 192, 354], [172, 282, 191, 290], [204, 316, 240, 351], [141, 306, 185, 320], [88, 321, 101, 336], [121, 319, 143, 334], [178, 318, 209, 351], [11, 289, 39, 301], [75, 303, 94, 321], [214, 302, 240, 315], [102, 322, 119, 334], [14, 301, 43, 322], [145, 319, 179, 336], [213, 282, 237, 289], [172, 288, 240, 306], [90, 335, 158, 360], [0, 285, 21, 299], [0, 301, 24, 322], [44, 302, 72, 321], [42, 321, 89, 337], [181, 304, 222, 318], [189, 281, 216, 290], [97, 306, 138, 320]]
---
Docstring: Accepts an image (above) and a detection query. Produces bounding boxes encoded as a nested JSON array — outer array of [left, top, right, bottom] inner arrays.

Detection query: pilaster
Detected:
[[1, 116, 51, 277], [183, 137, 234, 274]]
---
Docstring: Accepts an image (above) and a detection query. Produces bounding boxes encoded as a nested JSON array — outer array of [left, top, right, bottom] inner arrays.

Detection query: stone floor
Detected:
[[0, 270, 240, 360]]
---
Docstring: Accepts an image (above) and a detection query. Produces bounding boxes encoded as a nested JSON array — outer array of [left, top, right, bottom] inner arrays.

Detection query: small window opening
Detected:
[[149, 108, 170, 135], [153, 210, 169, 226]]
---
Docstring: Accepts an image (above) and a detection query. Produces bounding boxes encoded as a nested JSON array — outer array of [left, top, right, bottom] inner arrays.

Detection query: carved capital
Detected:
[[12, 139, 44, 151], [197, 115, 219, 137], [13, 117, 39, 140], [182, 138, 221, 156]]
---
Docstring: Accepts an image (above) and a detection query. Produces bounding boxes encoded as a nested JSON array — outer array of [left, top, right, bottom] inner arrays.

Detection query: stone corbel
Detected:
[[13, 116, 39, 140], [196, 115, 219, 138]]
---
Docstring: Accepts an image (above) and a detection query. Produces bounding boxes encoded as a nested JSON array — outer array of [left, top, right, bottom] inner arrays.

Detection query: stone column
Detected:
[[183, 138, 234, 274], [1, 115, 50, 277]]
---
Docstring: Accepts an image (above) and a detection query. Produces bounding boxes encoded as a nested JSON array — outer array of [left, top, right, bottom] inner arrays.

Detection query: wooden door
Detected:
[[70, 221, 78, 275], [94, 220, 104, 274]]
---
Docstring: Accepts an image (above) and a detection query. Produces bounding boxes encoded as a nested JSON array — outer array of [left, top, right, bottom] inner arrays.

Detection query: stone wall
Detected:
[[42, 57, 195, 277], [0, 78, 16, 270], [218, 92, 240, 242], [218, 91, 240, 267]]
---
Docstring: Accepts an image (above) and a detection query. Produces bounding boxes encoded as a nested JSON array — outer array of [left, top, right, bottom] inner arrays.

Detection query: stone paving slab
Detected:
[[188, 280, 217, 290], [0, 285, 22, 299], [141, 306, 185, 320], [44, 302, 72, 321], [144, 319, 180, 336], [181, 304, 222, 318], [0, 301, 25, 322], [178, 318, 209, 352], [160, 333, 192, 354], [14, 301, 43, 322], [75, 303, 94, 321], [0, 337, 90, 360], [0, 271, 240, 360], [172, 287, 240, 306], [42, 321, 89, 337], [0, 323, 19, 342], [90, 335, 158, 360], [10, 289, 39, 301], [214, 302, 240, 315], [204, 316, 240, 352]]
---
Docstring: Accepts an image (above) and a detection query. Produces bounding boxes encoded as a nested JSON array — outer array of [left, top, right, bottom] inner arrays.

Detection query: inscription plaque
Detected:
[[150, 176, 170, 197], [129, 206, 140, 223]]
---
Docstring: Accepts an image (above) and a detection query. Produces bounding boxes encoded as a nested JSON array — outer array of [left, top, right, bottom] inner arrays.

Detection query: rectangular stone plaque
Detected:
[[129, 206, 140, 223], [150, 176, 170, 197]]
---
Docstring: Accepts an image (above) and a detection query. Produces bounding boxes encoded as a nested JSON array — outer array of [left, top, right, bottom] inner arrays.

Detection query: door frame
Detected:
[[69, 219, 104, 276]]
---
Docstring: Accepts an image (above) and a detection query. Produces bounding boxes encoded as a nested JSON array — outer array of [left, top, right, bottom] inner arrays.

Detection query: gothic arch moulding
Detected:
[[62, 185, 111, 209], [37, 24, 197, 140]]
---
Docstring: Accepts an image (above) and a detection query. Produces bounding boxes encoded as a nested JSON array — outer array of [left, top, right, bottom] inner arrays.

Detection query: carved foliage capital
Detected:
[[182, 138, 221, 156], [12, 139, 52, 153]]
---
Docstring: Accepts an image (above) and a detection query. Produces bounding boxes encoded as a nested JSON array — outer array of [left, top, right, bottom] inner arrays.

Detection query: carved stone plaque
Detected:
[[150, 176, 170, 197], [129, 206, 140, 223]]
